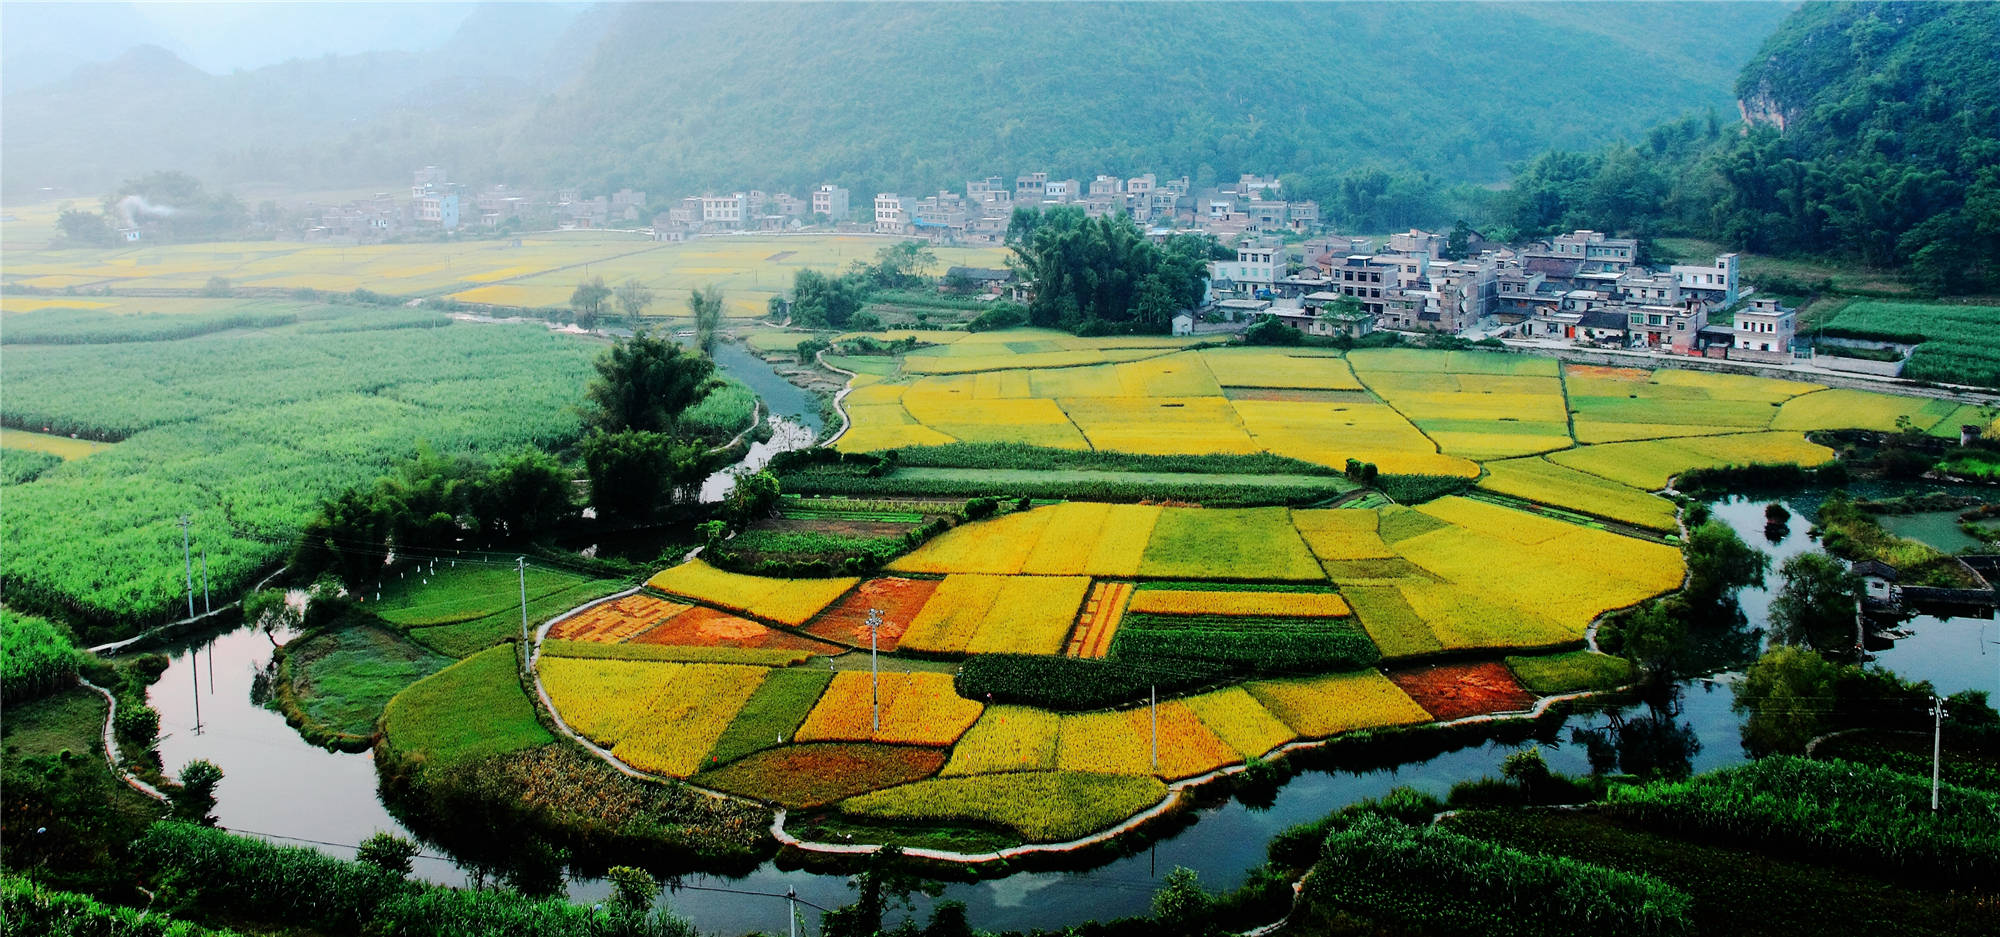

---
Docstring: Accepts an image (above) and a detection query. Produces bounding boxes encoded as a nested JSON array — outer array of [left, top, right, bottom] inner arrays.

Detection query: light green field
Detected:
[[0, 428, 112, 459]]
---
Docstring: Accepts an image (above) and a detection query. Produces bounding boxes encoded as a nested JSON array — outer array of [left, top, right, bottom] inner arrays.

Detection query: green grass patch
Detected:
[[381, 645, 552, 765], [372, 564, 592, 628], [1138, 507, 1325, 580], [705, 668, 836, 765], [836, 771, 1169, 843], [405, 578, 629, 658], [1504, 650, 1635, 695], [1342, 584, 1442, 658], [1824, 299, 2000, 388], [274, 622, 451, 747]]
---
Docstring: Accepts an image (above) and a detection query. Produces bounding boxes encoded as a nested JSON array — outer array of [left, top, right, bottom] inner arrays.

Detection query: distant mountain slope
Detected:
[[499, 1, 1794, 196], [0, 3, 601, 199], [1494, 1, 1998, 293], [2, 2, 1790, 202]]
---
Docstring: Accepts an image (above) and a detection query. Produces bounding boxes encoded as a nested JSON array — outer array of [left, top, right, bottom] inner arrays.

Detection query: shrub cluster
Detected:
[[954, 654, 1229, 711]]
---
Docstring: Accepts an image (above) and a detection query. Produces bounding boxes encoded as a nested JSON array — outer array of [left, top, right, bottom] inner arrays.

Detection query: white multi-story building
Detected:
[[873, 193, 907, 234], [1673, 253, 1740, 305], [1208, 245, 1285, 295], [701, 194, 746, 225], [1732, 297, 1796, 361]]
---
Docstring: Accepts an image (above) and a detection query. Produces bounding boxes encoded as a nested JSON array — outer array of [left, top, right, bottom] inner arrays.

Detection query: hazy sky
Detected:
[[3, 1, 482, 85]]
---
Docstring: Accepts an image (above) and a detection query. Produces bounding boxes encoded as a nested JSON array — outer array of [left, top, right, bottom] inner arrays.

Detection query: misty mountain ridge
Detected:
[[3, 1, 1792, 203]]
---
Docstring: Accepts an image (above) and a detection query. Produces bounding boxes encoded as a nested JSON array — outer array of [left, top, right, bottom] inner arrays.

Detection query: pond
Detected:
[[139, 479, 1996, 936]]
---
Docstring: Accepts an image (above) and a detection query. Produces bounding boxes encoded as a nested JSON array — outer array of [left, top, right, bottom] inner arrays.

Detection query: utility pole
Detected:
[[1151, 684, 1159, 771], [518, 558, 530, 644], [867, 609, 883, 735], [201, 547, 211, 615], [1932, 695, 1947, 812], [787, 886, 798, 937], [180, 514, 195, 619]]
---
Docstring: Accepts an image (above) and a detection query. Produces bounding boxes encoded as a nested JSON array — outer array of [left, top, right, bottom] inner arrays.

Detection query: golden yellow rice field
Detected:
[[645, 560, 857, 626]]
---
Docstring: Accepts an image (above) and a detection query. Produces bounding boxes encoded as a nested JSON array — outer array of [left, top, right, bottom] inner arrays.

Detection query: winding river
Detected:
[[141, 340, 1999, 934]]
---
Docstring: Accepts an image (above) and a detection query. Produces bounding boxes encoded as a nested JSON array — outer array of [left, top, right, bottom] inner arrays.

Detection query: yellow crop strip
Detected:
[[645, 560, 858, 626], [964, 576, 1093, 656], [1546, 431, 1835, 490], [1054, 703, 1238, 780], [942, 706, 1061, 775], [1018, 502, 1112, 575], [1291, 509, 1395, 560], [610, 663, 768, 777], [1477, 457, 1679, 531], [875, 672, 985, 746], [1126, 590, 1350, 617], [1244, 671, 1432, 738], [1182, 687, 1298, 758], [540, 657, 685, 745], [900, 575, 1009, 652], [794, 671, 909, 742], [889, 508, 1055, 575]]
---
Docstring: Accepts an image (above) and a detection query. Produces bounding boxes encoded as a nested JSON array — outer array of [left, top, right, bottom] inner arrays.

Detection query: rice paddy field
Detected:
[[531, 493, 1671, 843], [831, 341, 1987, 526], [0, 233, 1008, 321]]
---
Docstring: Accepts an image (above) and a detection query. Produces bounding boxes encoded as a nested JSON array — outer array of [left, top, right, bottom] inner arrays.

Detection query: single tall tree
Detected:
[[1768, 551, 1860, 652], [614, 279, 655, 328], [688, 285, 725, 357], [583, 331, 721, 435], [570, 275, 612, 330]]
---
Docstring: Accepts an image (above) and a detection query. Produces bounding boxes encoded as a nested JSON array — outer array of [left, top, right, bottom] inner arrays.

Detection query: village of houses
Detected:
[[306, 167, 1896, 379]]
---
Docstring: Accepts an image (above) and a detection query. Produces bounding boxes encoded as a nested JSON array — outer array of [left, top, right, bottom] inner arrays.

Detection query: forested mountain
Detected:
[[3, 2, 1791, 204], [1498, 1, 1998, 292], [501, 1, 1791, 200]]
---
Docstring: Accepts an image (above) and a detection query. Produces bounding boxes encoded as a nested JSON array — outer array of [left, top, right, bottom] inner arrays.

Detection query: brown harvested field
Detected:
[[1387, 661, 1537, 720], [549, 595, 689, 643], [1066, 581, 1132, 658], [748, 517, 918, 539], [805, 577, 939, 650], [629, 605, 841, 653]]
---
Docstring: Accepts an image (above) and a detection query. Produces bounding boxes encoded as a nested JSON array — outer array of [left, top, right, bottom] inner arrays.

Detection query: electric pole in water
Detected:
[[1931, 695, 1947, 812], [867, 609, 883, 734], [201, 547, 211, 615], [787, 886, 798, 937], [180, 514, 195, 619]]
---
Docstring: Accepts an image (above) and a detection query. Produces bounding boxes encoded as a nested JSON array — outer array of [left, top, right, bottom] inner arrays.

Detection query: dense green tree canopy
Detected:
[[583, 333, 721, 435]]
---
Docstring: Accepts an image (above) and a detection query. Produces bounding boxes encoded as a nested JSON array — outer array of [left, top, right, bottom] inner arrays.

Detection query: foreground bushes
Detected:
[[1, 874, 240, 936], [1608, 755, 2000, 887], [1305, 813, 1693, 937], [130, 822, 692, 937], [1, 610, 83, 704]]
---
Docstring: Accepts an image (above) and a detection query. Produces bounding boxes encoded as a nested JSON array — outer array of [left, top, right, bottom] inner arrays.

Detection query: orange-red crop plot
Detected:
[[804, 577, 938, 650], [629, 605, 841, 653], [1066, 581, 1132, 658], [1386, 661, 1536, 720], [549, 595, 689, 643]]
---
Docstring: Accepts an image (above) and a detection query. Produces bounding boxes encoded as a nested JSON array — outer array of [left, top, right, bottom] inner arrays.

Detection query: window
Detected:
[[1675, 322, 1685, 331], [1630, 313, 1643, 325]]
